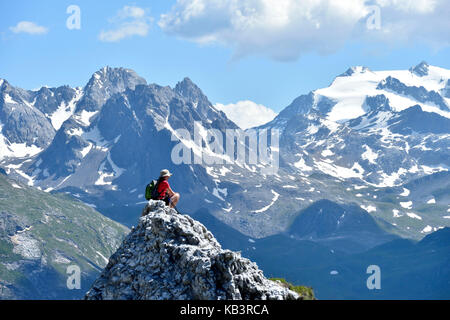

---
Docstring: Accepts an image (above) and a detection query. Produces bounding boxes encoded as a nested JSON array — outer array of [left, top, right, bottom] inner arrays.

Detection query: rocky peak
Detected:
[[443, 79, 450, 98], [0, 79, 18, 97], [410, 61, 429, 77], [32, 85, 78, 116], [91, 66, 146, 84], [76, 67, 147, 113], [363, 94, 392, 113], [377, 76, 449, 111], [0, 79, 7, 90], [0, 79, 55, 149], [339, 66, 371, 77], [85, 201, 301, 300], [174, 77, 208, 104], [281, 92, 315, 119]]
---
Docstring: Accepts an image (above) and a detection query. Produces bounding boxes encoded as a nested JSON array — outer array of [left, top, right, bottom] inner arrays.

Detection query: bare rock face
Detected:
[[85, 201, 300, 300]]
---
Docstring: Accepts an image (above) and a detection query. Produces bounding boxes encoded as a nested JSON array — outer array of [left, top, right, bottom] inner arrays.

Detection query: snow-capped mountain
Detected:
[[0, 80, 56, 160], [260, 62, 449, 187], [1, 67, 240, 217], [1, 62, 449, 244], [242, 61, 449, 238]]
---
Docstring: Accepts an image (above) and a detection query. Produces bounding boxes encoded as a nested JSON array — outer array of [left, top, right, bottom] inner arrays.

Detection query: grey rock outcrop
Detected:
[[75, 66, 147, 113], [377, 76, 449, 111], [409, 61, 429, 77], [0, 79, 56, 150], [85, 200, 300, 300]]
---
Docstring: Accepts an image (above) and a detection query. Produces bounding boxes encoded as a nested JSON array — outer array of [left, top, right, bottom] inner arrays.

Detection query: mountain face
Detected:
[[248, 61, 449, 238], [287, 200, 398, 253], [0, 174, 128, 299], [75, 66, 147, 114], [1, 62, 449, 245], [85, 201, 303, 300], [2, 69, 238, 219], [0, 80, 56, 160], [1, 62, 449, 300]]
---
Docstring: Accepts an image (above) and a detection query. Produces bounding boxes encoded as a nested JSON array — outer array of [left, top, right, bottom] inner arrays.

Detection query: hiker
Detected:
[[155, 169, 180, 208]]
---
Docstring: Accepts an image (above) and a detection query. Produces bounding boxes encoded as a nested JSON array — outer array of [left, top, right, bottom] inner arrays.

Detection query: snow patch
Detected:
[[406, 212, 422, 220], [75, 110, 98, 126], [293, 155, 313, 172], [321, 149, 334, 157], [80, 143, 93, 158], [361, 205, 376, 213], [393, 209, 402, 218], [252, 190, 279, 213], [0, 129, 43, 160], [49, 88, 82, 130], [361, 145, 378, 164], [66, 127, 83, 137], [3, 93, 17, 104], [315, 161, 362, 180], [282, 185, 298, 189], [421, 225, 433, 233], [400, 201, 413, 209], [10, 182, 22, 189], [400, 188, 410, 196]]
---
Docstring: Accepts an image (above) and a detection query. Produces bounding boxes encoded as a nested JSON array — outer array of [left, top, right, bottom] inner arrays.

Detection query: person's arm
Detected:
[[166, 185, 175, 197]]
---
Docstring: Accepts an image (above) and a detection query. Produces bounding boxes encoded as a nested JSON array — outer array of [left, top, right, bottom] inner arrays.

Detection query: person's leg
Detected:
[[169, 193, 180, 208], [163, 197, 170, 206]]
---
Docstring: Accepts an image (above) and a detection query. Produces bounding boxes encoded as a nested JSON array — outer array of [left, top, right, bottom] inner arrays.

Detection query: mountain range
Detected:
[[0, 61, 449, 299], [2, 62, 448, 238]]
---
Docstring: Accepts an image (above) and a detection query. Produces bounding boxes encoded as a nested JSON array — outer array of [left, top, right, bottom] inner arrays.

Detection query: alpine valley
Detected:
[[1, 61, 449, 299]]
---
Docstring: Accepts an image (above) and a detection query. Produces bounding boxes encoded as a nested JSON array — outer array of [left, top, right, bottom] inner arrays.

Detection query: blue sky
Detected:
[[1, 0, 449, 113]]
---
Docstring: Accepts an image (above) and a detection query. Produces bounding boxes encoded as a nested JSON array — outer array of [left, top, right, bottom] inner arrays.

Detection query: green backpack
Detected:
[[145, 180, 158, 201]]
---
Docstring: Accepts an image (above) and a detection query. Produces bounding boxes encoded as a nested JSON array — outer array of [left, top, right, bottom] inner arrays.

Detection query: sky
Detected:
[[1, 0, 450, 116]]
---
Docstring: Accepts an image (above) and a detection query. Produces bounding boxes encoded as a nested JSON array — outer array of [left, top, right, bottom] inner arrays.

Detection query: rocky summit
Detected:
[[85, 201, 300, 300]]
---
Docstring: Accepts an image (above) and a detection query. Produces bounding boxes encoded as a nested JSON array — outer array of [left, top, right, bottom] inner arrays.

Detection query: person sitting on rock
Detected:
[[155, 169, 180, 209]]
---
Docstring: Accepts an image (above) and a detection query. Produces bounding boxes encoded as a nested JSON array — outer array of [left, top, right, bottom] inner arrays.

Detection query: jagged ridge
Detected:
[[85, 201, 301, 300]]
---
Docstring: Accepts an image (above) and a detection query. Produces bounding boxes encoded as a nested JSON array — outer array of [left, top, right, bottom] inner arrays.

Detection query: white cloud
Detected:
[[99, 6, 152, 42], [10, 21, 48, 35], [215, 100, 277, 129], [116, 6, 147, 19], [158, 0, 450, 61], [368, 0, 450, 46], [375, 0, 438, 14]]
